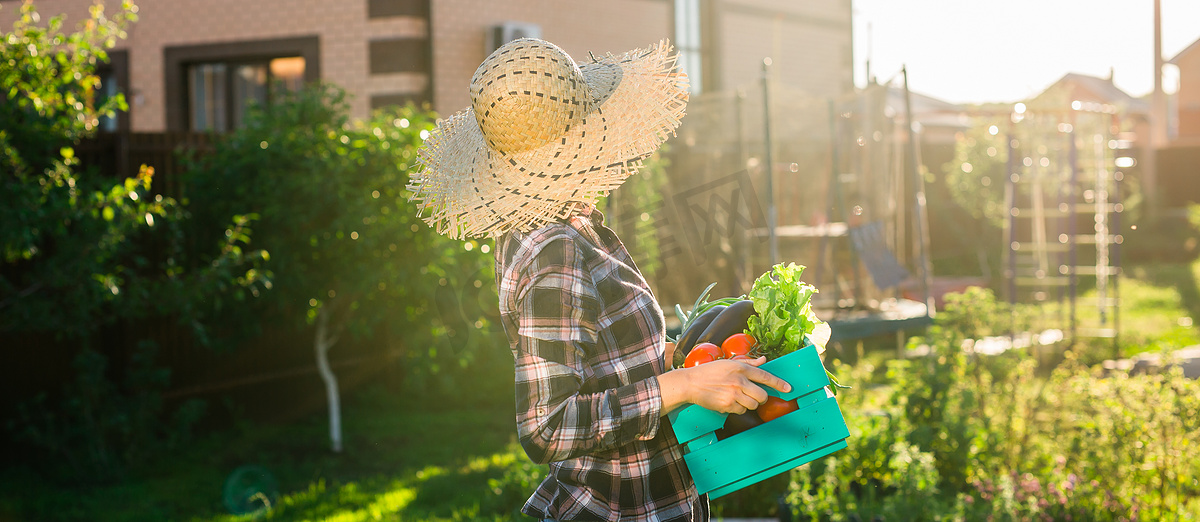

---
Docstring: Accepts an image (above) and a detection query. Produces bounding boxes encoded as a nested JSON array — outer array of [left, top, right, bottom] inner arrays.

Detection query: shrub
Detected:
[[785, 288, 1200, 520], [2, 1, 264, 482], [8, 342, 205, 482], [182, 84, 505, 452]]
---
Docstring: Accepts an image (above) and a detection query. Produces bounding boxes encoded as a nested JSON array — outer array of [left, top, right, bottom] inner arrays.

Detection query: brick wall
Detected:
[[428, 0, 672, 117], [716, 0, 852, 96], [1177, 48, 1200, 140]]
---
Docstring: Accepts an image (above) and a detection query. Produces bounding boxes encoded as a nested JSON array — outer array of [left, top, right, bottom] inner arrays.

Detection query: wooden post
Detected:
[[901, 67, 934, 316], [762, 58, 778, 267]]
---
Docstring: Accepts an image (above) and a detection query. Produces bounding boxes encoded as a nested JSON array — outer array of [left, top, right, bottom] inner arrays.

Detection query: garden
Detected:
[[3, 3, 1200, 521]]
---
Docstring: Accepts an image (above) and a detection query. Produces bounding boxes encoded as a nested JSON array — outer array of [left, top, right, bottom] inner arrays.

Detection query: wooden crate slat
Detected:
[[758, 344, 831, 400], [707, 440, 848, 499], [685, 432, 718, 453]]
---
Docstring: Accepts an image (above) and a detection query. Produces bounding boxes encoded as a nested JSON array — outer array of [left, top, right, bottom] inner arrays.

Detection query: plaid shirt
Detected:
[[495, 205, 708, 522]]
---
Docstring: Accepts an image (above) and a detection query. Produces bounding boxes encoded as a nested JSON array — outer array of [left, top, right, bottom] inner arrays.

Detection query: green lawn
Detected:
[[1037, 259, 1200, 361], [0, 386, 544, 522]]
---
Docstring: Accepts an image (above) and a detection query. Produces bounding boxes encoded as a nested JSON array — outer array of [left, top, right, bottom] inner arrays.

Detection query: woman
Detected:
[[408, 38, 790, 522]]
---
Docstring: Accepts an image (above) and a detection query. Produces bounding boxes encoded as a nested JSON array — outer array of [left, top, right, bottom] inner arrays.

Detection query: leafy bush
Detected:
[[2, 1, 265, 481], [786, 288, 1200, 521], [8, 342, 205, 482], [183, 84, 504, 401], [1, 1, 267, 337]]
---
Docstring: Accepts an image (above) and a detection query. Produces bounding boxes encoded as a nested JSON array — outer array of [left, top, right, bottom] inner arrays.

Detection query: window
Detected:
[[95, 50, 130, 132], [164, 37, 319, 132], [675, 0, 704, 94], [187, 56, 306, 132], [485, 22, 541, 55]]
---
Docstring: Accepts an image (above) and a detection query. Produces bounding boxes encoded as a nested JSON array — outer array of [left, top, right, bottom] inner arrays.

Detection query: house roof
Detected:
[[885, 86, 969, 129], [1169, 36, 1200, 65], [1042, 72, 1150, 115]]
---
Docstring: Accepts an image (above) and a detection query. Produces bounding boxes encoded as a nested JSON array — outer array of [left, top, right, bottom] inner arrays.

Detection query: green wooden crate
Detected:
[[667, 343, 850, 498]]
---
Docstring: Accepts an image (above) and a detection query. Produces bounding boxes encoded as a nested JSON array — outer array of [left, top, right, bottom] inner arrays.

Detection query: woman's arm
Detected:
[[510, 236, 663, 464]]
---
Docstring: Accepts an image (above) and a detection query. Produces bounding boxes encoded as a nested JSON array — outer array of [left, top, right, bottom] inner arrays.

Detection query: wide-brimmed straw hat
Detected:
[[407, 38, 688, 239]]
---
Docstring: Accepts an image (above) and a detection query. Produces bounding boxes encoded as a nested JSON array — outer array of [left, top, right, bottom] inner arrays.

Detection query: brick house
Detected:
[[1, 0, 851, 131], [1159, 37, 1200, 207], [1168, 37, 1200, 145]]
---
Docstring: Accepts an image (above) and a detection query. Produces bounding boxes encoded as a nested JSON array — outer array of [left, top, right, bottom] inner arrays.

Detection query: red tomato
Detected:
[[756, 396, 799, 422], [721, 333, 757, 359], [684, 342, 723, 368]]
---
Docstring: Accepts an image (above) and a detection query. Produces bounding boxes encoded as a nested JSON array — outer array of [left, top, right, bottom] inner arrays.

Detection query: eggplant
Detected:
[[695, 299, 756, 347], [715, 411, 765, 440], [673, 305, 727, 368]]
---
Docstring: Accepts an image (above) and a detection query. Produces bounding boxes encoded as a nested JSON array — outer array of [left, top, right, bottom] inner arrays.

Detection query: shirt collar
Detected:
[[575, 202, 603, 226]]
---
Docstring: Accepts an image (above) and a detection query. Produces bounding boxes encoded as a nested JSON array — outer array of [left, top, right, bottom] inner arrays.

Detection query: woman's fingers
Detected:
[[742, 381, 769, 405], [734, 390, 763, 413], [683, 358, 794, 414], [734, 362, 792, 393]]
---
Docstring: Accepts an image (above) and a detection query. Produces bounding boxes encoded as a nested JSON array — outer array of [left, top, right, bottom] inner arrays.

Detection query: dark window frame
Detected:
[[367, 0, 429, 19], [164, 36, 320, 132]]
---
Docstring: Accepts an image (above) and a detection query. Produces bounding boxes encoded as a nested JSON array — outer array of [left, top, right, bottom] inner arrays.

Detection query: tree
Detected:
[[1, 1, 268, 337], [1, 1, 268, 478], [185, 86, 499, 452]]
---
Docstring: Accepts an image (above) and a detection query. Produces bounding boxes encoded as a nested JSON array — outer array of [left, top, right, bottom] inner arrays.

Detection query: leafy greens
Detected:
[[745, 263, 831, 358]]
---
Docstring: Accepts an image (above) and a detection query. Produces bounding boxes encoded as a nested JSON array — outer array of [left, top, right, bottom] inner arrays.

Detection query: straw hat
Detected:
[[407, 38, 689, 239]]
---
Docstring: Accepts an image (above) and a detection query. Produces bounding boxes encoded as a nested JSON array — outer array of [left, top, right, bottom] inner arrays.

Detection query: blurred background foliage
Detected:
[[2, 0, 503, 487], [2, 1, 268, 481], [181, 82, 504, 392]]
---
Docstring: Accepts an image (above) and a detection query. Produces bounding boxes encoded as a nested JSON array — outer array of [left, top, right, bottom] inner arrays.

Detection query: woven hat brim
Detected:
[[409, 40, 688, 240]]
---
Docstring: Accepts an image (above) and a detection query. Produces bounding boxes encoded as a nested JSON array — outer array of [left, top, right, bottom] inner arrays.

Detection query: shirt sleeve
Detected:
[[511, 235, 663, 465]]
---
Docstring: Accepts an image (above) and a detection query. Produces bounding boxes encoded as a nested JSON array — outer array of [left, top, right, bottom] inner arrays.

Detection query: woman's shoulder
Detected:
[[497, 222, 593, 275]]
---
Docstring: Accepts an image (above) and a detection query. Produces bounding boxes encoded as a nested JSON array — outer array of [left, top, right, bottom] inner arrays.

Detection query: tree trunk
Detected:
[[314, 306, 343, 453]]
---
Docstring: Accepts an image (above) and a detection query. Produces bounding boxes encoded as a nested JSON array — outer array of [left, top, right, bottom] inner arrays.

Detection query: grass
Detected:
[[0, 384, 546, 522], [1027, 259, 1200, 361]]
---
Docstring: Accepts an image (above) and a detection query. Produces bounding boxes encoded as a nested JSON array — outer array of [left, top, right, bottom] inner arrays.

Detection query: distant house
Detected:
[[1037, 72, 1151, 115], [1032, 72, 1150, 144], [1168, 37, 1200, 145], [886, 86, 969, 145]]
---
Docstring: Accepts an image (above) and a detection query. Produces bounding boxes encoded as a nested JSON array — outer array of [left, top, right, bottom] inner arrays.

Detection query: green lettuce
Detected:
[[745, 263, 831, 358]]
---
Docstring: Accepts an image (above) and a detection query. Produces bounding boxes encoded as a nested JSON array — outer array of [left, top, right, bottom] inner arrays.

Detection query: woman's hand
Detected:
[[657, 356, 791, 415]]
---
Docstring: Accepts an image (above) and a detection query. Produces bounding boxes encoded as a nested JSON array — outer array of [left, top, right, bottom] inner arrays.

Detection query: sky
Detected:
[[851, 0, 1200, 105]]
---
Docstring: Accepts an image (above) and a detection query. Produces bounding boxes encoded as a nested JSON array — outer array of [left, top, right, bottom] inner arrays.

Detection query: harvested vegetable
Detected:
[[744, 263, 848, 395], [696, 300, 755, 347], [745, 263, 830, 359], [671, 282, 743, 369]]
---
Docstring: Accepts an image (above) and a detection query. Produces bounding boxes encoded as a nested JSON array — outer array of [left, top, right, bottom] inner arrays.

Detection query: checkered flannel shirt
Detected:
[[495, 205, 708, 522]]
